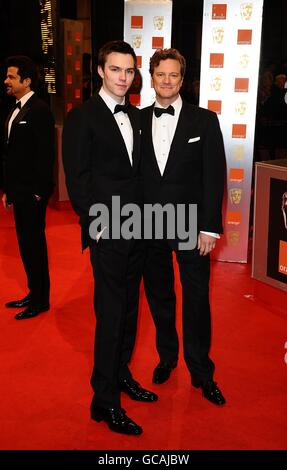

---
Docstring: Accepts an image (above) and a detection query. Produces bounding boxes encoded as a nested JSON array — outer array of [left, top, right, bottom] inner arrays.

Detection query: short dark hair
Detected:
[[149, 48, 186, 77], [98, 40, 137, 70], [5, 55, 38, 90]]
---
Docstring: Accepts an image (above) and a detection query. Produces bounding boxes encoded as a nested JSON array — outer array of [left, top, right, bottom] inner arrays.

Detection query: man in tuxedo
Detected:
[[142, 48, 226, 405], [2, 56, 55, 320], [62, 40, 157, 436]]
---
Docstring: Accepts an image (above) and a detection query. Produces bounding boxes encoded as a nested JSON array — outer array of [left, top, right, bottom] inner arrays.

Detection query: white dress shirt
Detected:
[[152, 95, 219, 239], [8, 90, 34, 138], [99, 87, 133, 166]]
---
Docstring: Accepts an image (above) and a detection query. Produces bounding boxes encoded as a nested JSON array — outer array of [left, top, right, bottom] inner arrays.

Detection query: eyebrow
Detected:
[[108, 65, 135, 71]]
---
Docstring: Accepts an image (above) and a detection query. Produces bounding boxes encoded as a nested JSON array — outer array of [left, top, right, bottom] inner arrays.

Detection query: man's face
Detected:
[[152, 59, 183, 105], [4, 66, 30, 100], [98, 52, 135, 102]]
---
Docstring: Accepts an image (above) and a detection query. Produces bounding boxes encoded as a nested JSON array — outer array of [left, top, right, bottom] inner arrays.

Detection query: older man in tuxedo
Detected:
[[2, 55, 55, 320], [142, 48, 226, 405]]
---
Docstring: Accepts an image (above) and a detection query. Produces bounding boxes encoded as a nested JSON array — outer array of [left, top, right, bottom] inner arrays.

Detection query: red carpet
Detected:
[[0, 204, 286, 451]]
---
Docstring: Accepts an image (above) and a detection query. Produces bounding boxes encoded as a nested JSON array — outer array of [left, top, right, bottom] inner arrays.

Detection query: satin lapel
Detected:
[[127, 106, 140, 172], [8, 95, 36, 141], [95, 94, 133, 169], [145, 105, 162, 178], [162, 102, 192, 177]]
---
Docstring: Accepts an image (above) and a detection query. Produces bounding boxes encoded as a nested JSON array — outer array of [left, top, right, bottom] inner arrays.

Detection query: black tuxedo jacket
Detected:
[[62, 94, 142, 250], [3, 93, 55, 203], [141, 100, 226, 235]]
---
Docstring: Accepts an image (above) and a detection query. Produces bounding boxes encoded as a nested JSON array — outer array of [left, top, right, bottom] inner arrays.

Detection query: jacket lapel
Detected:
[[145, 105, 162, 179], [127, 106, 140, 173], [8, 95, 36, 142], [95, 94, 134, 169]]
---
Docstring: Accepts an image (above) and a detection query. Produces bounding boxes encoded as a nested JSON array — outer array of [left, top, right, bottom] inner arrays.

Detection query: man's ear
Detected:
[[23, 77, 31, 88], [98, 65, 104, 79]]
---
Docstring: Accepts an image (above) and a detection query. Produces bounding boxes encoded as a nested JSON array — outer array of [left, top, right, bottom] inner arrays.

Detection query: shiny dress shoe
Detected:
[[119, 378, 158, 402], [192, 379, 226, 406], [152, 360, 177, 384], [14, 305, 50, 320], [5, 294, 31, 309], [90, 403, 143, 435]]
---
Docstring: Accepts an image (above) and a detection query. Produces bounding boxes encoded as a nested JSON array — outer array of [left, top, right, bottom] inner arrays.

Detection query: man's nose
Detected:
[[119, 70, 127, 81]]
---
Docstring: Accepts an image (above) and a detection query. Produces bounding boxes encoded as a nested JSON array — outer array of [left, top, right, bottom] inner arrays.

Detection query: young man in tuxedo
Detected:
[[2, 56, 55, 320], [142, 48, 226, 405], [62, 40, 157, 436]]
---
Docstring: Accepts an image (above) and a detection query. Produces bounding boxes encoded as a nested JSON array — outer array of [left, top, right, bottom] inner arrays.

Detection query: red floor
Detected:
[[0, 204, 287, 451]]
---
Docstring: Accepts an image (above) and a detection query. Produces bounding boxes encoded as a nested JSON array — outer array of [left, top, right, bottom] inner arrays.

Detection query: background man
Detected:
[[142, 48, 226, 406], [2, 55, 55, 320]]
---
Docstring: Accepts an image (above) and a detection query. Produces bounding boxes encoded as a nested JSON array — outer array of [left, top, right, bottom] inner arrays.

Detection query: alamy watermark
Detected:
[[89, 196, 197, 250]]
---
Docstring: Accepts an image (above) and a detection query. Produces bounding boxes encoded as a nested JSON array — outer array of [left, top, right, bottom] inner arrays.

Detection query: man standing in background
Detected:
[[2, 55, 55, 320]]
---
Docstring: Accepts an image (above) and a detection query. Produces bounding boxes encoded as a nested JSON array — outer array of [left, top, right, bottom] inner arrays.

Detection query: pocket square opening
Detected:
[[188, 137, 200, 143]]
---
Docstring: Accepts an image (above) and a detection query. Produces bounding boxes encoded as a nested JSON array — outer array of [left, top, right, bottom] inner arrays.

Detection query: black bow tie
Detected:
[[114, 102, 130, 114], [14, 101, 21, 109], [154, 105, 175, 118]]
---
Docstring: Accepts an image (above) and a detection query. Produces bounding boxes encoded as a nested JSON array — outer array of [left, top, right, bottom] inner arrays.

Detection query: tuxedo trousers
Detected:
[[13, 197, 50, 309], [89, 239, 144, 408], [144, 240, 215, 383]]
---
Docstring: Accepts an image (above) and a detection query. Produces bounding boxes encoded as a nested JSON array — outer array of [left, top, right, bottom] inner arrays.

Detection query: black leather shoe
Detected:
[[119, 379, 158, 402], [90, 402, 143, 435], [192, 379, 226, 406], [5, 294, 31, 309], [153, 361, 177, 384], [14, 305, 49, 320]]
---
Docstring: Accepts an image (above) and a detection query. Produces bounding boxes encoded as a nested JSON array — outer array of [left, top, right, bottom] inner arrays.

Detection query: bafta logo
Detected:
[[235, 101, 247, 115], [240, 2, 253, 20], [232, 144, 245, 160], [227, 231, 240, 246], [153, 16, 164, 30], [212, 27, 224, 44], [210, 76, 222, 91], [282, 192, 287, 229], [239, 53, 249, 68], [132, 34, 142, 49], [230, 188, 242, 205]]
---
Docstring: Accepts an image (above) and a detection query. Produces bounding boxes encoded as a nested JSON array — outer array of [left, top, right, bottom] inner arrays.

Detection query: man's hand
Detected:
[[197, 232, 217, 256], [2, 193, 12, 210]]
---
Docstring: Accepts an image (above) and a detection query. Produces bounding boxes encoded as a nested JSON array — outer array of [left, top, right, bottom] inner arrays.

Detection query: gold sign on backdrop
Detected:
[[235, 101, 247, 115], [239, 53, 250, 68], [212, 27, 224, 44], [227, 231, 240, 246], [232, 144, 245, 161], [131, 34, 142, 49], [229, 188, 243, 205], [153, 16, 164, 30], [210, 76, 222, 91], [240, 2, 253, 20]]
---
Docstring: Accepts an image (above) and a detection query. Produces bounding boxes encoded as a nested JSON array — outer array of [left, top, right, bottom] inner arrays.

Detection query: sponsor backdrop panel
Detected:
[[200, 0, 263, 262], [124, 0, 173, 109]]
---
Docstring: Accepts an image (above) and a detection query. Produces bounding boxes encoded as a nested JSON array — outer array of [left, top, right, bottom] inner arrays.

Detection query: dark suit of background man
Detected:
[[62, 40, 157, 437], [2, 56, 55, 320], [142, 48, 226, 406]]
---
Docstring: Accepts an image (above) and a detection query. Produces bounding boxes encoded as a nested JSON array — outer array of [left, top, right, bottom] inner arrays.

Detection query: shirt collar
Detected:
[[17, 90, 34, 108], [154, 94, 182, 114], [99, 87, 125, 114]]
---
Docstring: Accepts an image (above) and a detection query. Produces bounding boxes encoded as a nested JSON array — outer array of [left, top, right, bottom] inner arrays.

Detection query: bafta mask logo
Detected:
[[153, 16, 164, 30], [239, 53, 250, 68], [240, 2, 253, 20], [232, 144, 245, 160], [212, 27, 224, 44], [230, 188, 242, 205], [235, 101, 247, 115], [227, 231, 240, 246], [210, 76, 222, 91], [282, 192, 287, 229], [132, 34, 142, 49]]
